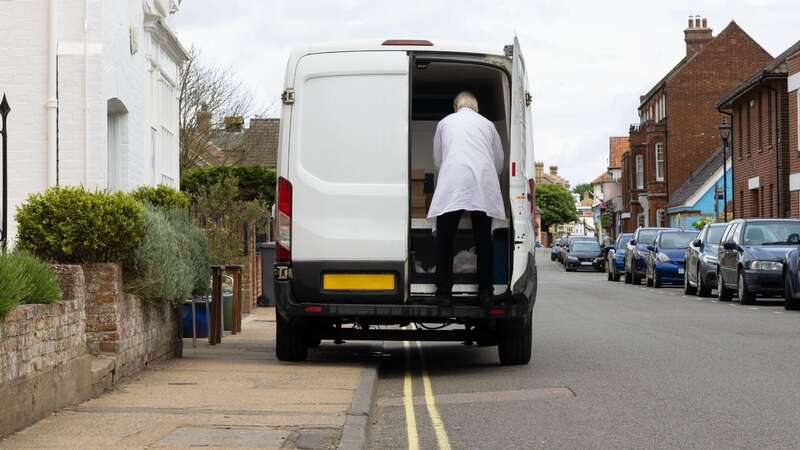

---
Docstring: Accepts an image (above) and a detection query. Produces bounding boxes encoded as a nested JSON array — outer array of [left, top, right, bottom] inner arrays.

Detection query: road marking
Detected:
[[773, 311, 784, 314], [711, 300, 718, 303], [748, 307, 759, 311], [402, 341, 420, 450], [415, 342, 452, 450], [378, 387, 575, 407]]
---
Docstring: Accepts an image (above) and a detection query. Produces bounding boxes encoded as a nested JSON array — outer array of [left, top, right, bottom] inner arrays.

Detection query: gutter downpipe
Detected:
[[718, 105, 734, 219], [83, 0, 89, 186], [46, 0, 58, 186], [763, 81, 782, 218]]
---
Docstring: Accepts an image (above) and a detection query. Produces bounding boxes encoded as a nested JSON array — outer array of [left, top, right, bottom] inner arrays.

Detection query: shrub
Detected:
[[16, 187, 144, 264], [127, 206, 210, 303], [181, 165, 275, 203], [131, 184, 190, 210], [0, 252, 59, 316]]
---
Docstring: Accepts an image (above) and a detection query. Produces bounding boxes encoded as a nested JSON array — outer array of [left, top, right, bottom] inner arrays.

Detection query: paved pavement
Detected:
[[369, 249, 800, 449], [1, 308, 378, 450]]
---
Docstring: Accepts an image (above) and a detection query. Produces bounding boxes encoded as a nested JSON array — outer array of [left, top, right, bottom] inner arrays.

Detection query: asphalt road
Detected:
[[368, 249, 800, 450]]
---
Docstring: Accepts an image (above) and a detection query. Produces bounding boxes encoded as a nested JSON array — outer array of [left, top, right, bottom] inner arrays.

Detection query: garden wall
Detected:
[[0, 264, 180, 438]]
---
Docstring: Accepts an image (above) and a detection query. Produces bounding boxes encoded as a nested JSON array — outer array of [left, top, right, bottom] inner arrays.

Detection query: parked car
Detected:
[[561, 236, 595, 265], [684, 223, 727, 296], [716, 219, 800, 304], [644, 230, 697, 288], [550, 239, 562, 261], [624, 227, 677, 284], [564, 239, 604, 272], [780, 248, 800, 311], [606, 233, 633, 281]]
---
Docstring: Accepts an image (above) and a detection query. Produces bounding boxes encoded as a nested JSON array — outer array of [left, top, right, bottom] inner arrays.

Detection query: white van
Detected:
[[273, 38, 537, 365]]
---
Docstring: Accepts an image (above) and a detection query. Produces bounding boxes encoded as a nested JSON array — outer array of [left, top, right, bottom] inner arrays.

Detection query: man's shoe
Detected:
[[477, 288, 493, 309]]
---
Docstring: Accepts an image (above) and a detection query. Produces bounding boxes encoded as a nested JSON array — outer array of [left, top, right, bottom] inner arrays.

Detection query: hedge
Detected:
[[16, 187, 145, 264], [0, 252, 59, 316], [131, 184, 190, 210], [181, 165, 275, 204]]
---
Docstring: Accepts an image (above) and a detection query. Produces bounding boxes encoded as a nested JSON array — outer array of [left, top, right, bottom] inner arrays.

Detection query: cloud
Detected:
[[173, 0, 798, 184]]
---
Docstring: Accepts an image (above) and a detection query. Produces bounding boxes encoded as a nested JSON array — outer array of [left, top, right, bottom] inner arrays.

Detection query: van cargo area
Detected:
[[408, 58, 512, 297]]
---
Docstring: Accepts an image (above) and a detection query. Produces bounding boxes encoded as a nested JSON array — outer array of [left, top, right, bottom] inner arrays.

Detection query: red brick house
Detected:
[[788, 47, 800, 216], [718, 40, 800, 219], [621, 17, 773, 232]]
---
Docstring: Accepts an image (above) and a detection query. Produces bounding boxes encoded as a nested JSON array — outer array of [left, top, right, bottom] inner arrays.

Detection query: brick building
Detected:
[[788, 47, 800, 216], [621, 17, 772, 232], [718, 40, 800, 219]]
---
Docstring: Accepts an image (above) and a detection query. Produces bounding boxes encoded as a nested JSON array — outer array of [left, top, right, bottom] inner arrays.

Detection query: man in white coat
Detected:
[[428, 91, 505, 307]]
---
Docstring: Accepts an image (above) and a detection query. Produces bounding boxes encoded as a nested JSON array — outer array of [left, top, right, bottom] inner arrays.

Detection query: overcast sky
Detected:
[[173, 0, 798, 186]]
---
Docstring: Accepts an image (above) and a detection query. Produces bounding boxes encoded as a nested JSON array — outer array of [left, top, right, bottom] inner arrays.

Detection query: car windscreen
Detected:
[[706, 226, 725, 244], [637, 230, 659, 245], [617, 235, 632, 247], [571, 242, 600, 252], [659, 232, 697, 249], [742, 221, 800, 245]]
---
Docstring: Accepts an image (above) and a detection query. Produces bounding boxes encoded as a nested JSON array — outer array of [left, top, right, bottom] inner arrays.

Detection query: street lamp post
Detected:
[[719, 118, 731, 221]]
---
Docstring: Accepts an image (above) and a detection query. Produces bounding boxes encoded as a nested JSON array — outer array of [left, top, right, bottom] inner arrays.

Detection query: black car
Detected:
[[684, 222, 727, 297], [717, 219, 800, 304], [564, 239, 604, 272]]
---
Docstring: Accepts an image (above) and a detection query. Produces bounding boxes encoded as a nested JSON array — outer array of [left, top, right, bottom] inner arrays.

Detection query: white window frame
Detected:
[[637, 213, 645, 228], [655, 143, 665, 181], [635, 155, 644, 189], [797, 91, 800, 153], [656, 209, 665, 227]]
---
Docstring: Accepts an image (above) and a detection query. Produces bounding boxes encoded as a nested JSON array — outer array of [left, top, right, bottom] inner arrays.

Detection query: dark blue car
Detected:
[[624, 227, 677, 284], [781, 248, 800, 311], [606, 233, 633, 282], [645, 230, 698, 288]]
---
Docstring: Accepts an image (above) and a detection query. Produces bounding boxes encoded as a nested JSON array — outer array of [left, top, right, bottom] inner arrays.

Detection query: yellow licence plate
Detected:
[[322, 273, 395, 291]]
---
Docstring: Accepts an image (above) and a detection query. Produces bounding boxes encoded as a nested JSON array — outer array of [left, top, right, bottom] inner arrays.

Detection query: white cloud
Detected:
[[173, 0, 798, 185]]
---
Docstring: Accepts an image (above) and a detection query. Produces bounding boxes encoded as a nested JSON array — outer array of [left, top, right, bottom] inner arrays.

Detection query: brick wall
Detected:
[[83, 264, 178, 379], [0, 265, 91, 438], [789, 52, 800, 216]]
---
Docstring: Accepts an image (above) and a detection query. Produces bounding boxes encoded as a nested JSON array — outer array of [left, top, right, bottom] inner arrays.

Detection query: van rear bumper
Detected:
[[275, 253, 536, 321]]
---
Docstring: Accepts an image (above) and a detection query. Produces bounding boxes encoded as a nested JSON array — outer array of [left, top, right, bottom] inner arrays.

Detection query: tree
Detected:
[[536, 184, 578, 231], [178, 47, 273, 169], [572, 182, 594, 200]]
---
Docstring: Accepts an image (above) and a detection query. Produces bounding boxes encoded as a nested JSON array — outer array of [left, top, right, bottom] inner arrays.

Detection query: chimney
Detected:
[[535, 161, 544, 178], [224, 115, 244, 132], [196, 103, 211, 134], [684, 15, 713, 57], [549, 166, 558, 177]]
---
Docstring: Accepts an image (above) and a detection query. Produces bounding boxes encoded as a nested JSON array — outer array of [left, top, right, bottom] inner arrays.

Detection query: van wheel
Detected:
[[497, 311, 532, 366], [784, 272, 800, 311], [276, 312, 308, 362], [738, 271, 756, 305]]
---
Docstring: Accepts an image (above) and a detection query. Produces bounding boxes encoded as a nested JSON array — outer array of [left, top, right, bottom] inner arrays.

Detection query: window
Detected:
[[656, 209, 665, 227], [737, 104, 744, 159], [635, 155, 644, 189], [637, 213, 645, 228], [655, 143, 664, 181], [797, 91, 800, 153]]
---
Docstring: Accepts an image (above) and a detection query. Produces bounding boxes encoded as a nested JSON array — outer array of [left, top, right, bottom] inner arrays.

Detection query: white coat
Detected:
[[427, 108, 506, 220]]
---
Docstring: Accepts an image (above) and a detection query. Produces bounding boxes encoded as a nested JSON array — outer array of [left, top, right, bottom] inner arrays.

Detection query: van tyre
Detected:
[[784, 272, 800, 311], [738, 271, 756, 305], [717, 272, 733, 302], [276, 312, 308, 362], [497, 311, 532, 366]]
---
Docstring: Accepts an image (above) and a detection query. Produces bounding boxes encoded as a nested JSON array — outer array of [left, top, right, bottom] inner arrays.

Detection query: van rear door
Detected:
[[288, 51, 409, 302], [509, 37, 535, 286]]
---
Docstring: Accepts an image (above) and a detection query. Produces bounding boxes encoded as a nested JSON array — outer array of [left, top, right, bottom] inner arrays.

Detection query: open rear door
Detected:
[[288, 51, 409, 302], [509, 37, 535, 285]]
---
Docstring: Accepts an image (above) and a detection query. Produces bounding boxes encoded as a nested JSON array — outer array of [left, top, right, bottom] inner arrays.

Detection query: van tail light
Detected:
[[276, 176, 292, 262]]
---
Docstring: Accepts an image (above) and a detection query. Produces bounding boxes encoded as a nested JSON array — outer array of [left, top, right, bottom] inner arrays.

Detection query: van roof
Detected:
[[288, 40, 508, 59]]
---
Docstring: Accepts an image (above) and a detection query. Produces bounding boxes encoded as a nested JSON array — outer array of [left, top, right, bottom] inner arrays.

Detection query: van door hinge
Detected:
[[274, 265, 292, 281], [281, 89, 295, 105], [525, 92, 532, 106]]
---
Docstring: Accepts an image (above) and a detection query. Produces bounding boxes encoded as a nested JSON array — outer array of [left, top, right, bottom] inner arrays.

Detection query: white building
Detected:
[[0, 0, 187, 245]]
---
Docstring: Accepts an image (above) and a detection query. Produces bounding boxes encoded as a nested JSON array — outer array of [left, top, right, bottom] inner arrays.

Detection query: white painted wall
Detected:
[[0, 0, 186, 246]]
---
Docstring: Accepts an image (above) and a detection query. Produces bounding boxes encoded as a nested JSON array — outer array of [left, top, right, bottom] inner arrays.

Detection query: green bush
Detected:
[[15, 187, 145, 264], [181, 165, 275, 203], [0, 252, 59, 316], [127, 206, 210, 303], [131, 184, 190, 210]]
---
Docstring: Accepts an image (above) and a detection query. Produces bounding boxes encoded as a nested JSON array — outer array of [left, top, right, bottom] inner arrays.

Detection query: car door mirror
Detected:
[[646, 245, 655, 252], [629, 239, 637, 246], [723, 241, 737, 251], [692, 239, 702, 247]]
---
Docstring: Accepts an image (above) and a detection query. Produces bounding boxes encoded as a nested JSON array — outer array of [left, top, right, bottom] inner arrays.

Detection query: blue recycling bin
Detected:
[[182, 299, 209, 338]]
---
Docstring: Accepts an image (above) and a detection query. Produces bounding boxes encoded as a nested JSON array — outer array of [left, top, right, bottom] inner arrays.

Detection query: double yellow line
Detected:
[[402, 329, 452, 450]]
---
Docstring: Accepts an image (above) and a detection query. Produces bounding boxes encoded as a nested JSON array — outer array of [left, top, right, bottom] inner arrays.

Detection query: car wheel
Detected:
[[697, 266, 712, 297], [550, 254, 556, 261], [613, 272, 621, 282], [717, 271, 733, 302], [738, 271, 756, 305], [652, 268, 662, 288], [607, 265, 614, 281], [784, 271, 800, 311], [497, 311, 532, 365], [645, 265, 654, 287], [624, 264, 632, 284], [684, 267, 697, 295], [632, 264, 642, 285]]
